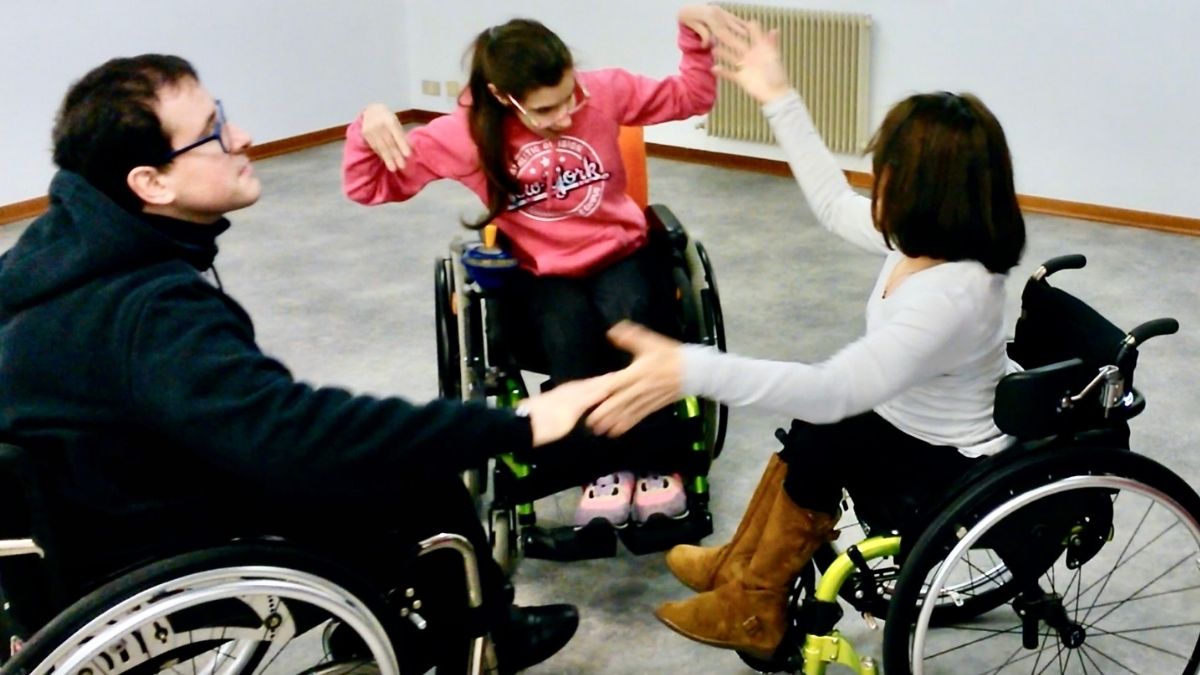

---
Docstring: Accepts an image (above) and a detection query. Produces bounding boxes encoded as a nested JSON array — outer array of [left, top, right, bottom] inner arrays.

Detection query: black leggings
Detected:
[[504, 245, 691, 492], [778, 412, 982, 532]]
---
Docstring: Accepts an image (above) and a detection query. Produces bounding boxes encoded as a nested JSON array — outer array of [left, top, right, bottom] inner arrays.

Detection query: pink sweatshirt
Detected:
[[342, 26, 714, 277]]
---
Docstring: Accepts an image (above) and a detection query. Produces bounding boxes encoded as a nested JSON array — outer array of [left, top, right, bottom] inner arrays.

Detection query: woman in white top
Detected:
[[587, 20, 1027, 659]]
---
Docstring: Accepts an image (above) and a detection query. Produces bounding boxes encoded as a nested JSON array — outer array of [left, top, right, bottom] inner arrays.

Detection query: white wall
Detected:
[[0, 0, 407, 206], [4, 1, 1196, 218], [402, 0, 1199, 219]]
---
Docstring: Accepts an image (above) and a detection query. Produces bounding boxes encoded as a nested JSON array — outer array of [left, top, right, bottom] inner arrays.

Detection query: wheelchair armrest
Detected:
[[645, 204, 689, 253], [416, 533, 483, 610], [994, 358, 1087, 439]]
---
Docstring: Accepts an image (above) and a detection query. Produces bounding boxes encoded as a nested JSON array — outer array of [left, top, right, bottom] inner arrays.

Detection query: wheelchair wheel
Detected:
[[882, 446, 1200, 675], [5, 544, 401, 675], [434, 257, 461, 400]]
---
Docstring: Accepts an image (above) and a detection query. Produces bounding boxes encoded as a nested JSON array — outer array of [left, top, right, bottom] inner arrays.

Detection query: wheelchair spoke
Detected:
[[1083, 624, 1196, 661], [1032, 640, 1064, 675], [1079, 552, 1192, 630], [1077, 504, 1178, 625], [970, 632, 1058, 675], [1073, 647, 1091, 674], [1025, 625, 1053, 675], [1083, 583, 1200, 611], [923, 624, 1023, 660], [1068, 564, 1083, 626], [1077, 646, 1109, 675], [1076, 496, 1153, 602], [1081, 642, 1143, 674]]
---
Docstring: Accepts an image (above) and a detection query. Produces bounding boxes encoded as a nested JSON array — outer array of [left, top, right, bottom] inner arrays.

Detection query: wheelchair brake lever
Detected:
[[1061, 365, 1124, 418]]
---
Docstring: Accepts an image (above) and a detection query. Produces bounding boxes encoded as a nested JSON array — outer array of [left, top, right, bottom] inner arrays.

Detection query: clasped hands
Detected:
[[520, 321, 685, 447]]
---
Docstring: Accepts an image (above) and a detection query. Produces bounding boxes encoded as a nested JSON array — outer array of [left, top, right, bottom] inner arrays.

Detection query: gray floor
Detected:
[[3, 144, 1197, 673]]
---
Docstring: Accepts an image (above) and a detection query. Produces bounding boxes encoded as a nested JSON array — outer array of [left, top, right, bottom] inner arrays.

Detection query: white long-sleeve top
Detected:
[[682, 91, 1015, 457]]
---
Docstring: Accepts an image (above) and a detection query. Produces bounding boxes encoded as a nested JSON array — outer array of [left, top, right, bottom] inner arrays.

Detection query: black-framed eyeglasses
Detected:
[[164, 100, 231, 162]]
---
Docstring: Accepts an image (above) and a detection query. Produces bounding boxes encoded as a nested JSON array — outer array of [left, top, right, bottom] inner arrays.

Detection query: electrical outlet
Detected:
[[421, 80, 440, 96], [445, 80, 461, 97]]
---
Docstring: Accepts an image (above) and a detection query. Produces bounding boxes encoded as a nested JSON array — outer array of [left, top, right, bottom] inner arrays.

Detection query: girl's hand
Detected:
[[360, 103, 412, 172], [587, 321, 684, 437], [713, 20, 793, 105], [678, 4, 745, 48]]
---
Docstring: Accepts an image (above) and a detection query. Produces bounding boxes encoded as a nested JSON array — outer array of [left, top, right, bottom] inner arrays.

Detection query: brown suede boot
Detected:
[[665, 454, 786, 592], [655, 490, 838, 659]]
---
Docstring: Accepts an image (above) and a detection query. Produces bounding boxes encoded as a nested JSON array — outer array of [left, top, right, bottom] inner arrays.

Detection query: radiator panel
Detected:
[[709, 3, 872, 154]]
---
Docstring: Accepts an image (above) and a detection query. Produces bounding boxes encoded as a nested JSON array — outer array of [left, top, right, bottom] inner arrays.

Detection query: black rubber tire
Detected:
[[434, 257, 461, 400]]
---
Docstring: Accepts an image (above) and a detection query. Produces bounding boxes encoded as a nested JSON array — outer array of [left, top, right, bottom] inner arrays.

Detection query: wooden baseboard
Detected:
[[247, 125, 348, 161], [645, 143, 1199, 236], [4, 109, 1197, 236], [1015, 194, 1199, 236], [0, 196, 50, 225]]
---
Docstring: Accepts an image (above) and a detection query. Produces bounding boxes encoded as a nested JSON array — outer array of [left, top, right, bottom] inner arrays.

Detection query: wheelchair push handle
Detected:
[[1125, 317, 1179, 347], [1032, 254, 1086, 281]]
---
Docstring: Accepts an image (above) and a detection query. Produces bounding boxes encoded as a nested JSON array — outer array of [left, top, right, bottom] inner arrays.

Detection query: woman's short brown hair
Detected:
[[868, 92, 1025, 273]]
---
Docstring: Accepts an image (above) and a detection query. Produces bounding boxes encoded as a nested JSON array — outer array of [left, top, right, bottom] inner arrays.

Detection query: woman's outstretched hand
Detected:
[[360, 103, 412, 172], [678, 4, 745, 48], [587, 321, 684, 438], [523, 373, 619, 447], [712, 20, 792, 105]]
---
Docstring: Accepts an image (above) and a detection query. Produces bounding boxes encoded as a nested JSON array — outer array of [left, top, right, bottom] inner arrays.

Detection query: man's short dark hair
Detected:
[[52, 54, 198, 212], [868, 92, 1026, 274]]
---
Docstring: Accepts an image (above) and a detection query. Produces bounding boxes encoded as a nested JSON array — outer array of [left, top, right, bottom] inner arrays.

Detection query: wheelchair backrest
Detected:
[[618, 126, 648, 211], [994, 255, 1177, 442]]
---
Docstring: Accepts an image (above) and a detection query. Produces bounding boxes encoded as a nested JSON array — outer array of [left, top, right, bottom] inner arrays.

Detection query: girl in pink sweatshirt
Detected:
[[342, 5, 737, 535]]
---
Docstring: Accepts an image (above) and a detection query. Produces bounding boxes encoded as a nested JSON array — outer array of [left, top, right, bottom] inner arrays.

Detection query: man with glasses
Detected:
[[0, 54, 603, 673]]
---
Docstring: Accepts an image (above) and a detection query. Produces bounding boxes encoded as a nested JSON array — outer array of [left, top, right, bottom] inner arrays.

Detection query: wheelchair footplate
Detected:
[[522, 520, 619, 561]]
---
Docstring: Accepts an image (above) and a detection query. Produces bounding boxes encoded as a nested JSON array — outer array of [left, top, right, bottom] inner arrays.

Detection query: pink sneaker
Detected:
[[573, 471, 635, 529], [632, 473, 688, 523]]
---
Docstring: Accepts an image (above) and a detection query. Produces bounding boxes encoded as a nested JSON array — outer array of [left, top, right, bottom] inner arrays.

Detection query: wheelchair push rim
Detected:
[[7, 547, 401, 675]]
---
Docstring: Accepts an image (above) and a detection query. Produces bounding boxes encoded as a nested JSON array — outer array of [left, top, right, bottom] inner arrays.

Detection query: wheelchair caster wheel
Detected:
[[489, 508, 519, 576]]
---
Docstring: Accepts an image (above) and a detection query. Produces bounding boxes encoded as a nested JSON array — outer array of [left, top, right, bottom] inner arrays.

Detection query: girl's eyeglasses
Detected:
[[507, 81, 590, 130]]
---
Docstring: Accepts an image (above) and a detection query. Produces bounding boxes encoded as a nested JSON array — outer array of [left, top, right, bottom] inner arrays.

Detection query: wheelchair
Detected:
[[432, 131, 728, 569], [733, 255, 1200, 674], [0, 444, 497, 674]]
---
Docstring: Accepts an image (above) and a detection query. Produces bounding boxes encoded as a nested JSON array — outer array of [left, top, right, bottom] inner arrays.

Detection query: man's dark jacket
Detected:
[[0, 172, 530, 562]]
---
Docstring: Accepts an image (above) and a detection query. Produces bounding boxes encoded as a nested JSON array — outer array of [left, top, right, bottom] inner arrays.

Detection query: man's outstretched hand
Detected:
[[522, 373, 619, 447]]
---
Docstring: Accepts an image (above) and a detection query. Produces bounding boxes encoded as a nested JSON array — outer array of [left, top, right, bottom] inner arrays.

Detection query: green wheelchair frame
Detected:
[[434, 204, 729, 569]]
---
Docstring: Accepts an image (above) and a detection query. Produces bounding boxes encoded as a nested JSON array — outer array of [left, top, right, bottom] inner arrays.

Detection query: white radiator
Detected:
[[708, 3, 872, 154]]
